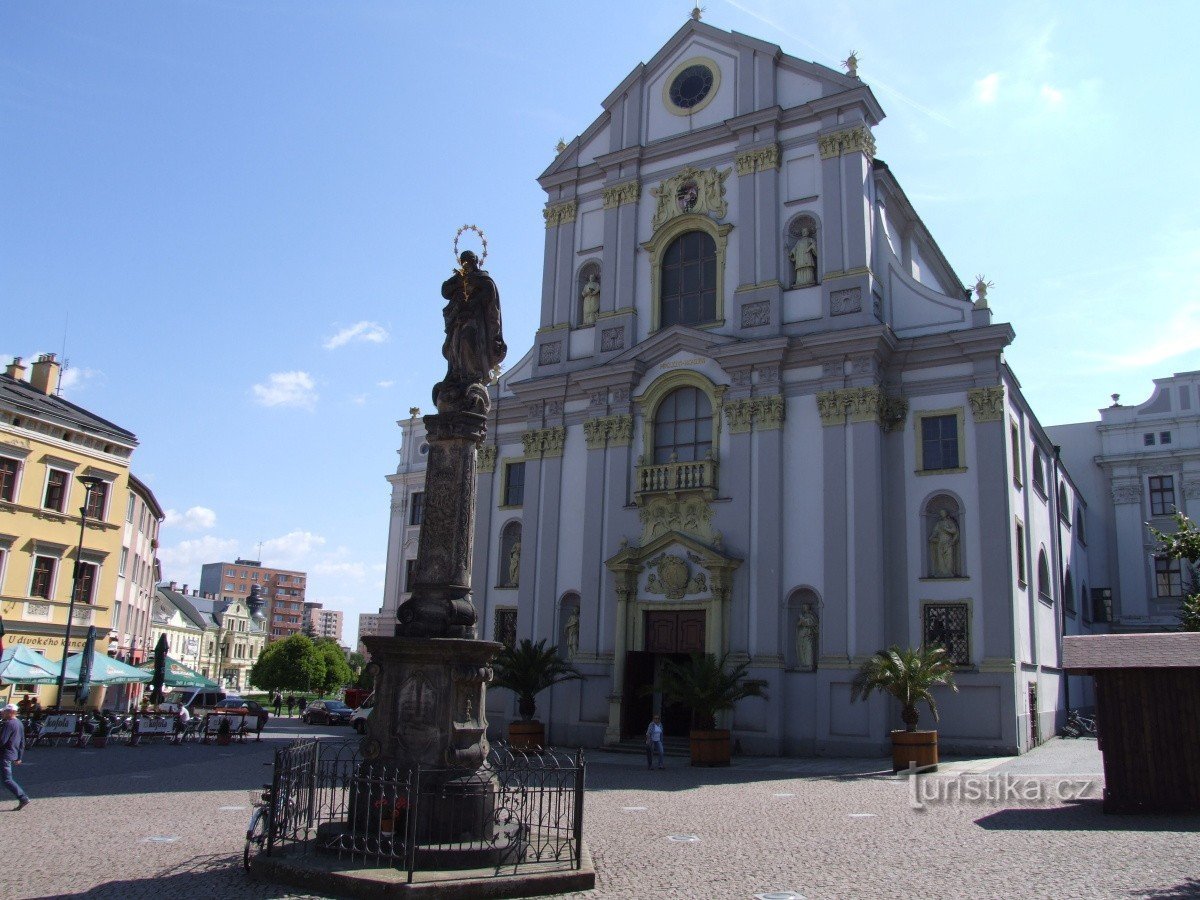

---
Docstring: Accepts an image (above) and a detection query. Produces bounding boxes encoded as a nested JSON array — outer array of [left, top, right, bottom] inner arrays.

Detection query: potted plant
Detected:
[[91, 715, 110, 749], [659, 653, 768, 767], [491, 639, 582, 749], [216, 715, 233, 746], [850, 645, 958, 773]]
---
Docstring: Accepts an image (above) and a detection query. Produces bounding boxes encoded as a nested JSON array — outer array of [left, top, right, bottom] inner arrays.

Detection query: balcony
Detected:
[[635, 453, 718, 501]]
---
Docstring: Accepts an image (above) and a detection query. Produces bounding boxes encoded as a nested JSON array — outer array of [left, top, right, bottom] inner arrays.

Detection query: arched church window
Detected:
[[1037, 549, 1051, 602], [924, 493, 963, 578], [653, 387, 712, 463], [659, 231, 716, 327], [499, 521, 522, 588], [1063, 568, 1075, 613]]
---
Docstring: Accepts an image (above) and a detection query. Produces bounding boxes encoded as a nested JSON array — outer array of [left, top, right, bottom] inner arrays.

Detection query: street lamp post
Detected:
[[54, 474, 106, 710]]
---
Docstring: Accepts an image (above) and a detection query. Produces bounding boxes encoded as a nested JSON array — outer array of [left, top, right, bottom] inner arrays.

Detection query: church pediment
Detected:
[[605, 528, 740, 578], [606, 324, 733, 369]]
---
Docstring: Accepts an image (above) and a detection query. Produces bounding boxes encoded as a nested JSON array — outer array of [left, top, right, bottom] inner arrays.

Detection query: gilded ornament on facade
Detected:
[[602, 180, 640, 210], [817, 125, 876, 161], [735, 144, 780, 176], [967, 387, 1005, 422], [650, 165, 731, 230], [521, 427, 566, 459], [476, 445, 498, 473], [543, 200, 578, 229], [645, 553, 709, 600]]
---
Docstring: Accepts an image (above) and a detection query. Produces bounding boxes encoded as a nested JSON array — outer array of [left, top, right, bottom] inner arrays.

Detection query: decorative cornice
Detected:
[[723, 395, 785, 434], [543, 200, 578, 229], [583, 415, 632, 449], [521, 427, 566, 459], [734, 143, 780, 176], [816, 387, 907, 431], [602, 180, 640, 209], [967, 386, 1005, 422], [818, 125, 876, 161], [477, 445, 498, 473]]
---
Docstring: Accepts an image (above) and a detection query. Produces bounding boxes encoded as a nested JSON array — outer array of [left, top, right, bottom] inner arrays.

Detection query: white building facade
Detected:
[[385, 20, 1100, 755]]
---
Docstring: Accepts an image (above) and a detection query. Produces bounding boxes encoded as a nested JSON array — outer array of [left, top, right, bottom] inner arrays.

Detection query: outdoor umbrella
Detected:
[[0, 646, 59, 684], [136, 656, 218, 690], [76, 626, 97, 705], [150, 633, 169, 704], [57, 651, 152, 686]]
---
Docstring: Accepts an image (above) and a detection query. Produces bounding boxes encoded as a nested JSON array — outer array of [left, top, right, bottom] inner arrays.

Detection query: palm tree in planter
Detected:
[[850, 645, 958, 773], [659, 653, 767, 767], [491, 639, 582, 749]]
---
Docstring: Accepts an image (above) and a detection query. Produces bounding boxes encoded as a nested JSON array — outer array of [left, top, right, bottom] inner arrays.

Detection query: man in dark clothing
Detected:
[[272, 692, 282, 717], [298, 697, 308, 717], [286, 694, 295, 717], [1, 703, 29, 810]]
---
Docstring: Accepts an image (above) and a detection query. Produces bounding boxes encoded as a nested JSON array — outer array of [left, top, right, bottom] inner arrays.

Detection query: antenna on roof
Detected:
[[257, 540, 264, 560], [58, 312, 69, 396]]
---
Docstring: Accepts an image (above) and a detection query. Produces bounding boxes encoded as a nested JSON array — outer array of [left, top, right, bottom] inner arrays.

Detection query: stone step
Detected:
[[606, 737, 691, 758]]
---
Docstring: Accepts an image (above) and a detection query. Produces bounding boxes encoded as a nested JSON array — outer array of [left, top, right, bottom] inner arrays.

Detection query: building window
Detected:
[[1155, 555, 1182, 598], [923, 603, 969, 666], [31, 555, 56, 599], [1009, 423, 1021, 485], [502, 464, 525, 507], [1076, 508, 1086, 544], [126, 493, 136, 522], [1057, 484, 1070, 523], [0, 457, 19, 502], [1161, 431, 1172, 445], [119, 547, 129, 577], [84, 480, 108, 520], [1032, 448, 1046, 496], [404, 559, 417, 593], [653, 387, 713, 464], [1063, 569, 1075, 614], [1037, 550, 1051, 603], [494, 607, 517, 648], [1015, 522, 1026, 584], [226, 568, 235, 576], [73, 561, 97, 604], [43, 469, 68, 512], [920, 414, 960, 471], [1143, 433, 1156, 446], [1082, 582, 1092, 623], [1149, 475, 1176, 517], [410, 491, 425, 525], [659, 231, 717, 327]]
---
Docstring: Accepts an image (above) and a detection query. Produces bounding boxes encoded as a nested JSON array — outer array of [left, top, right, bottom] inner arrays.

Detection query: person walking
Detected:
[[272, 692, 282, 718], [298, 696, 308, 719], [1, 703, 30, 810], [645, 714, 665, 770], [286, 694, 295, 717]]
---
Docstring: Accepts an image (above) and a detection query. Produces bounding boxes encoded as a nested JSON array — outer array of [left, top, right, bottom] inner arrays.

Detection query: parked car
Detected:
[[350, 693, 375, 734], [213, 697, 269, 731], [303, 699, 353, 726], [163, 689, 226, 711]]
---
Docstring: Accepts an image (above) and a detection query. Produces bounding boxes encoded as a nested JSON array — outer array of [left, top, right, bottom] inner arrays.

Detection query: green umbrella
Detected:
[[137, 656, 219, 690], [0, 646, 59, 684], [150, 633, 169, 704], [75, 626, 98, 705], [57, 651, 152, 686]]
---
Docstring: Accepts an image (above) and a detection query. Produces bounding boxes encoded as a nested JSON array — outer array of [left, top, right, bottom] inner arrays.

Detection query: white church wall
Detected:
[[644, 40, 739, 145], [781, 394, 825, 594], [555, 429, 587, 601], [576, 123, 610, 167]]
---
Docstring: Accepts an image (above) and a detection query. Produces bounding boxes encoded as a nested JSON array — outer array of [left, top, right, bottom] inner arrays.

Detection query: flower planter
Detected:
[[508, 720, 544, 750], [891, 729, 938, 773], [689, 729, 731, 767]]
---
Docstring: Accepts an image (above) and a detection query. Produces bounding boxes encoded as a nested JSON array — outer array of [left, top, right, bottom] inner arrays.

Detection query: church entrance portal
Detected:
[[621, 610, 705, 738]]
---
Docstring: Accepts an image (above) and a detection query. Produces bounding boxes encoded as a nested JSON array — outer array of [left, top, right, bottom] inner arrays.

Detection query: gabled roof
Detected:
[[0, 372, 137, 445], [1063, 633, 1200, 671], [156, 586, 215, 631]]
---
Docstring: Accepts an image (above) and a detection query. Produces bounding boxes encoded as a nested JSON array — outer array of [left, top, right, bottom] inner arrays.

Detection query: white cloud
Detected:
[[163, 506, 217, 532], [312, 560, 367, 579], [1106, 302, 1200, 371], [376, 380, 394, 389], [323, 321, 389, 350], [261, 530, 327, 565], [350, 394, 367, 406], [1040, 84, 1064, 107], [974, 73, 1000, 104], [252, 371, 317, 410], [157, 535, 239, 582], [60, 366, 104, 394]]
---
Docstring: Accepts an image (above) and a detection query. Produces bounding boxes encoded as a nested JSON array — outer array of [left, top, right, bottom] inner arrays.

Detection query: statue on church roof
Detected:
[[842, 52, 859, 78]]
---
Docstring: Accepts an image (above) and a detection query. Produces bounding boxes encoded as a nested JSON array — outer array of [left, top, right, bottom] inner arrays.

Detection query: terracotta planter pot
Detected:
[[891, 729, 938, 773], [508, 720, 544, 750], [690, 729, 731, 767]]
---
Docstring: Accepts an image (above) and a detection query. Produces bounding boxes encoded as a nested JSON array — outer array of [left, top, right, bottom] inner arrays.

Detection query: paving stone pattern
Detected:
[[6, 722, 1195, 900]]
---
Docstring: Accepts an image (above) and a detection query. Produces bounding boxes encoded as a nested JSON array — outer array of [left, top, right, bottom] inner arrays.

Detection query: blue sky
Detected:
[[5, 1, 1199, 643]]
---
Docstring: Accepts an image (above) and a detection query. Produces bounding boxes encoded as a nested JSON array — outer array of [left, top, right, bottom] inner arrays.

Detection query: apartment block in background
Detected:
[[199, 558, 306, 641]]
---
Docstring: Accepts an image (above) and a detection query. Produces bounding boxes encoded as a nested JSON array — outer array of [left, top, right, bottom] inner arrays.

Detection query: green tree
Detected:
[[851, 645, 958, 731], [492, 639, 582, 721], [249, 634, 324, 693], [1150, 512, 1200, 631], [658, 653, 767, 730], [314, 639, 353, 696], [347, 652, 366, 675]]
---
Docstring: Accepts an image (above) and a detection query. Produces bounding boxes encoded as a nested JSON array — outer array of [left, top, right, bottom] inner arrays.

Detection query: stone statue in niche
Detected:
[[790, 227, 817, 288], [794, 605, 818, 671], [508, 539, 521, 587], [564, 609, 580, 658], [580, 273, 600, 326], [929, 509, 960, 577]]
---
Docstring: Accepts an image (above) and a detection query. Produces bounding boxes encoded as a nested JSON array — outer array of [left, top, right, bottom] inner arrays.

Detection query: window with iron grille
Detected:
[[923, 603, 969, 666], [31, 555, 55, 599], [43, 469, 67, 512], [1155, 555, 1182, 597], [494, 607, 517, 648], [410, 491, 425, 525], [503, 463, 525, 507], [1149, 475, 1175, 517], [0, 457, 18, 502], [654, 387, 713, 464], [920, 414, 960, 470], [659, 231, 717, 327]]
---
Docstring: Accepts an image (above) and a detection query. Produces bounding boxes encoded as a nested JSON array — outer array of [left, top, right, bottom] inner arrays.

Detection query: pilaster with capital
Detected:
[[968, 386, 1006, 422]]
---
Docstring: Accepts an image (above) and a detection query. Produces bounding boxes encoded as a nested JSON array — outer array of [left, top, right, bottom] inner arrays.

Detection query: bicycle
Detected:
[[1061, 709, 1098, 739], [243, 783, 274, 870]]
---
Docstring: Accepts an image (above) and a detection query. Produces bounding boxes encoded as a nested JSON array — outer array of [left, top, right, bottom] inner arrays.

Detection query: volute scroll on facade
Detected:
[[521, 427, 566, 459], [967, 387, 1006, 422], [723, 395, 785, 434]]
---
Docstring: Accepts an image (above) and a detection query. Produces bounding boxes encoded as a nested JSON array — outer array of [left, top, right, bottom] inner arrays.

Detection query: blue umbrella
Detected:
[[75, 626, 97, 705]]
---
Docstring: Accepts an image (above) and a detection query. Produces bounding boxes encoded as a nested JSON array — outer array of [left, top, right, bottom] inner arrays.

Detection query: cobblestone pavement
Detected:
[[7, 724, 1196, 900]]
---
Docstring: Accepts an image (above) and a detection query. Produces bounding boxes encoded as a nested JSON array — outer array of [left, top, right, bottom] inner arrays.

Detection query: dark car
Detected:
[[303, 700, 353, 726], [213, 697, 269, 731]]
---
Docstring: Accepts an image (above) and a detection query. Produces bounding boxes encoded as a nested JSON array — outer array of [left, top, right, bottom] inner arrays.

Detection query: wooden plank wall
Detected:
[[1096, 669, 1200, 813]]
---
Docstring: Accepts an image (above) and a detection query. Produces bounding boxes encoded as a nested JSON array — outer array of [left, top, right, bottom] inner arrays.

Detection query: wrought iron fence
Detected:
[[259, 738, 584, 882]]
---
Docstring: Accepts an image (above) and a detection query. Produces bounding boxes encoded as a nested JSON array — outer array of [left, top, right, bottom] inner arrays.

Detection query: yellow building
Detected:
[[0, 354, 140, 708]]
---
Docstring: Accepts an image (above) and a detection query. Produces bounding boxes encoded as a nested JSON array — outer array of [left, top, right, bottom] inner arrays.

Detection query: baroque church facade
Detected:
[[382, 19, 1101, 756]]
